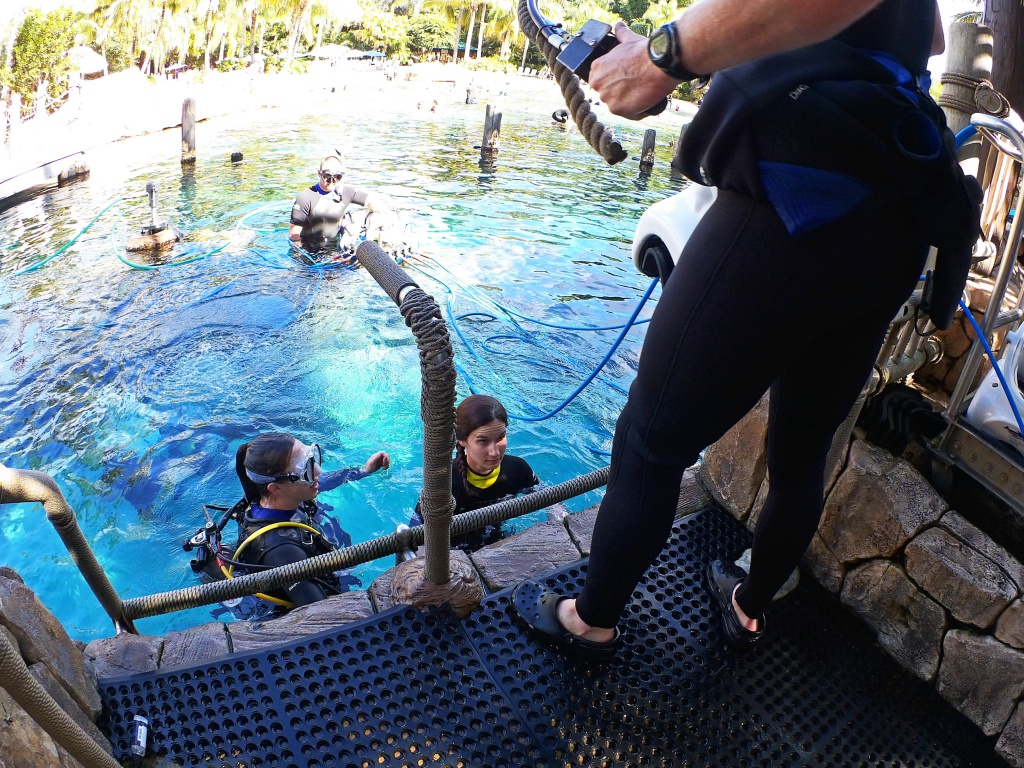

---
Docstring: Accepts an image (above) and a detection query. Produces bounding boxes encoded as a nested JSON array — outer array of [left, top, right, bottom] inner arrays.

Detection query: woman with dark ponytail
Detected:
[[231, 432, 389, 608], [412, 394, 540, 551]]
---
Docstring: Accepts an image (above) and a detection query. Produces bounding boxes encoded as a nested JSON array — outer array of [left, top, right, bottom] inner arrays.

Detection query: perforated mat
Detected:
[[99, 507, 1006, 767]]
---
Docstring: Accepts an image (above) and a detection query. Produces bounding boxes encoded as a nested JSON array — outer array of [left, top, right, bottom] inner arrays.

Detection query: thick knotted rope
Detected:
[[517, 0, 627, 165], [938, 73, 1011, 118]]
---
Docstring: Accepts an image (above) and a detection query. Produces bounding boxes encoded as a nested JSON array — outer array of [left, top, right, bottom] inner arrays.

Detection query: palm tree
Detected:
[[474, 1, 487, 59], [640, 0, 690, 32], [485, 0, 518, 60], [462, 0, 479, 64]]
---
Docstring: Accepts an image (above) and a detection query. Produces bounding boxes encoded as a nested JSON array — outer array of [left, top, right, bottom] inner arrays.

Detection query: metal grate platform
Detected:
[[99, 508, 1006, 767]]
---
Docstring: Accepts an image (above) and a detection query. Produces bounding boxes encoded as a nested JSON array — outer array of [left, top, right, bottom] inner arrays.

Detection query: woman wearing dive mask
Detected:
[[233, 432, 390, 607]]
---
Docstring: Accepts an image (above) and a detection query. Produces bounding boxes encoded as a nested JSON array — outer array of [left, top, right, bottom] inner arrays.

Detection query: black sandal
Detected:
[[511, 580, 620, 662], [706, 560, 765, 646]]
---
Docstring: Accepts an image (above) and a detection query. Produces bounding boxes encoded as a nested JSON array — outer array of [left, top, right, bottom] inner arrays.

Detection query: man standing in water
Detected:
[[289, 154, 392, 255], [512, 0, 980, 658]]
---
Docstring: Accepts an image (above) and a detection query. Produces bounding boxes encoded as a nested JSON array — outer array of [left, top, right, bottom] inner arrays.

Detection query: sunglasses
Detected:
[[245, 444, 323, 485], [319, 171, 344, 184]]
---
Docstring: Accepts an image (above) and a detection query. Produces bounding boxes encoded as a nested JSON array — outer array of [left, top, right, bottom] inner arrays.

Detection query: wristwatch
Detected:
[[647, 22, 702, 82]]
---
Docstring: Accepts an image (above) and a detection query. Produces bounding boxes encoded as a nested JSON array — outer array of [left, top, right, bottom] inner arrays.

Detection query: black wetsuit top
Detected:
[[235, 467, 366, 607], [291, 184, 370, 249], [411, 455, 539, 551]]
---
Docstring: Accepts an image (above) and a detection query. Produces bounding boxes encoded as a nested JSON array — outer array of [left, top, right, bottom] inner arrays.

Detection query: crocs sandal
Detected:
[[706, 560, 765, 646], [511, 580, 621, 662]]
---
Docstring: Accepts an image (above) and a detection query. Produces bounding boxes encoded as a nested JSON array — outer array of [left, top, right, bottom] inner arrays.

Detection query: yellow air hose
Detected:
[[222, 521, 331, 609]]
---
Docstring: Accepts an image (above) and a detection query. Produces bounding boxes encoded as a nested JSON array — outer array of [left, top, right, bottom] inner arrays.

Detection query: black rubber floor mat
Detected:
[[99, 507, 1006, 767]]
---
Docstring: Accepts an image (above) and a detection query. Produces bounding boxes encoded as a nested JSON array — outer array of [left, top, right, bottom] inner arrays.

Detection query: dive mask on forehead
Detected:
[[245, 443, 322, 485]]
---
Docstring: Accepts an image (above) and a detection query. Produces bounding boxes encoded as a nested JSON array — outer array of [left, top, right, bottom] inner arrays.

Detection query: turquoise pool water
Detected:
[[0, 95, 686, 640]]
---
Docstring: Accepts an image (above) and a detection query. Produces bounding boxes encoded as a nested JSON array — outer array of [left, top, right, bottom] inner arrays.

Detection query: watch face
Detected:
[[649, 28, 672, 62]]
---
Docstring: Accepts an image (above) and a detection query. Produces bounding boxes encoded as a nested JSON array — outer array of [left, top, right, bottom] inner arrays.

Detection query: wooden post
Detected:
[[481, 103, 501, 155], [670, 122, 688, 180], [939, 22, 994, 134], [639, 129, 656, 175], [181, 97, 197, 165]]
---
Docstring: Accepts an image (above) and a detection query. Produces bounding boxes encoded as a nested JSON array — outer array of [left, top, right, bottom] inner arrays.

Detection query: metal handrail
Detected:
[[942, 115, 1024, 426]]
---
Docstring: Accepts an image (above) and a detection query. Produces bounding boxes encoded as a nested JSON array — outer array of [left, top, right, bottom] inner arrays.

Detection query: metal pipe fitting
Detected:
[[0, 464, 136, 634], [945, 116, 1024, 421], [394, 524, 416, 564]]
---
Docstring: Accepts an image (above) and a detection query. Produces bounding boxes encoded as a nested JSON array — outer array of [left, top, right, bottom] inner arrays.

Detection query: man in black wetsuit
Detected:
[[289, 155, 391, 254], [512, 0, 981, 659]]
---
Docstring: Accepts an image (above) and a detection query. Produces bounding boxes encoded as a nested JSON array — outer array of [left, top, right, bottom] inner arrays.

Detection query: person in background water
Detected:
[[512, 0, 980, 660], [411, 394, 542, 552], [235, 432, 389, 607], [289, 154, 392, 256]]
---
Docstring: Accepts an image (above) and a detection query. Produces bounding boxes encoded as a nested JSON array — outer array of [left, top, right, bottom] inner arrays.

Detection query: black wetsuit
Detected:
[[291, 184, 371, 250], [411, 455, 539, 551], [575, 0, 979, 627], [235, 467, 367, 607]]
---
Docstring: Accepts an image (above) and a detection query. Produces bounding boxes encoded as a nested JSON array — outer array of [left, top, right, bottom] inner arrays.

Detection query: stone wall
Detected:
[[700, 398, 1024, 767], [0, 569, 112, 767]]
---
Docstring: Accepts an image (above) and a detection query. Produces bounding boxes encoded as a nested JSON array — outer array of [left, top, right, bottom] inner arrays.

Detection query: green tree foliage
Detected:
[[407, 10, 451, 56], [3, 9, 78, 116], [353, 4, 408, 57], [610, 0, 650, 26]]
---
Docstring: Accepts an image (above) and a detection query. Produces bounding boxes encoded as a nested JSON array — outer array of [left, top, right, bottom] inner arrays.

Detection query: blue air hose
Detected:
[[412, 256, 657, 421], [13, 197, 124, 275], [116, 241, 231, 270], [951, 125, 1024, 440], [418, 251, 652, 332], [236, 201, 292, 233], [954, 125, 978, 149], [959, 298, 1024, 442], [502, 278, 658, 421]]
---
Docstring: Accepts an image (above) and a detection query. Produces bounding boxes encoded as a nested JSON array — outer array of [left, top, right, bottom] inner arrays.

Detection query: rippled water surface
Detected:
[[0, 94, 685, 639]]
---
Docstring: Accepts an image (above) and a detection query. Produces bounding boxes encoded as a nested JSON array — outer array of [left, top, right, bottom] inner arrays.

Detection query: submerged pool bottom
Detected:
[[99, 507, 999, 768]]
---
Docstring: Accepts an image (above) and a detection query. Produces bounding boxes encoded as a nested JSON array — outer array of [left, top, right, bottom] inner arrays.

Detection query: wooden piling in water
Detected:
[[639, 129, 656, 174], [481, 104, 502, 158], [181, 98, 197, 165]]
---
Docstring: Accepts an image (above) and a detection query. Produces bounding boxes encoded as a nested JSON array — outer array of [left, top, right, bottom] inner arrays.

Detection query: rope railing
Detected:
[[938, 73, 1011, 119], [0, 630, 121, 768], [356, 239, 459, 585], [120, 466, 609, 620], [516, 0, 627, 164]]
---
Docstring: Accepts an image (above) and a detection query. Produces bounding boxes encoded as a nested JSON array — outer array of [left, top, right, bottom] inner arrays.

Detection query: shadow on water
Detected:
[[0, 96, 688, 639]]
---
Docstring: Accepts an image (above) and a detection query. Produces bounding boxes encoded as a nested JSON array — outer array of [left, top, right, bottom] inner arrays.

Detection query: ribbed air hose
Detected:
[[517, 0, 627, 165], [0, 631, 121, 768], [0, 464, 136, 633], [120, 466, 610, 620]]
